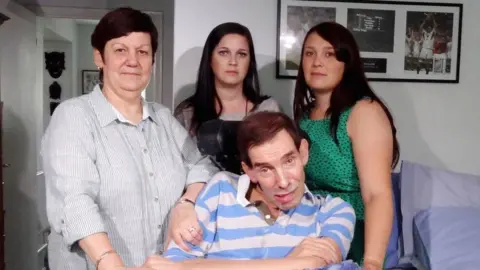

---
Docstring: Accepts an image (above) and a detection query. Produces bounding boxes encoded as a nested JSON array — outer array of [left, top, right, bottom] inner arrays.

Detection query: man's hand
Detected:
[[287, 237, 338, 265], [143, 255, 182, 270]]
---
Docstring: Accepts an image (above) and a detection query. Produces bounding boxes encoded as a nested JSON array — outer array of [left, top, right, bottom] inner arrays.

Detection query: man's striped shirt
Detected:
[[164, 172, 356, 261]]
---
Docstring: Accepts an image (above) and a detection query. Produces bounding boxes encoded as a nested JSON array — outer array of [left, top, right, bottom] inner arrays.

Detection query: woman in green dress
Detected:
[[293, 22, 400, 270]]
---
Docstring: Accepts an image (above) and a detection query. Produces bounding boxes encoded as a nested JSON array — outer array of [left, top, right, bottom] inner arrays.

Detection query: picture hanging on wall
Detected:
[[82, 70, 101, 94], [276, 0, 463, 83]]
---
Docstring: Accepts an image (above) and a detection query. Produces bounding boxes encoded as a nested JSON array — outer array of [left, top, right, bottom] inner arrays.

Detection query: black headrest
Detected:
[[196, 119, 242, 174]]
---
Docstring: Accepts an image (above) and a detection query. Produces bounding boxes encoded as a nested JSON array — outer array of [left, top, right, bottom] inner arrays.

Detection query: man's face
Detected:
[[242, 130, 309, 210]]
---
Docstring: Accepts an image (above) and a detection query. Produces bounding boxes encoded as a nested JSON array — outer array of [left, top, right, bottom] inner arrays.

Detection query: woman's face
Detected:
[[211, 34, 251, 87], [302, 33, 345, 93], [94, 32, 153, 96]]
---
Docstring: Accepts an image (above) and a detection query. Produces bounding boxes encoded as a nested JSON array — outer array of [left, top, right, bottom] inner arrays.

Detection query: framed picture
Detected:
[[276, 0, 463, 83], [82, 70, 101, 94]]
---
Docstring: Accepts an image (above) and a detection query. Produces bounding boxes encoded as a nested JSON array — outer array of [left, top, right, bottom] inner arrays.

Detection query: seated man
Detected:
[[149, 111, 356, 269]]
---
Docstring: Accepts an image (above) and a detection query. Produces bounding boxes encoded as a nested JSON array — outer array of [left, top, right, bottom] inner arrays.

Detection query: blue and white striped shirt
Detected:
[[164, 172, 356, 261]]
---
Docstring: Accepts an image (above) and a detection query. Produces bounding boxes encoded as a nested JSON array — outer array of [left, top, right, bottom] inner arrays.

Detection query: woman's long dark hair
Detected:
[[175, 22, 268, 135], [293, 22, 399, 168]]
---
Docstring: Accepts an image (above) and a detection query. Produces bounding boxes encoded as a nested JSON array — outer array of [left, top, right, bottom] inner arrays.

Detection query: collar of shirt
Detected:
[[110, 100, 149, 125], [235, 174, 315, 209], [88, 84, 160, 126]]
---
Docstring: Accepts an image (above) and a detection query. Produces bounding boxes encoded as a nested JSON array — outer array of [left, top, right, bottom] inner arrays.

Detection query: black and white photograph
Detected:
[[285, 6, 336, 70], [404, 11, 454, 75], [82, 70, 101, 94], [347, 8, 395, 53], [276, 0, 462, 82]]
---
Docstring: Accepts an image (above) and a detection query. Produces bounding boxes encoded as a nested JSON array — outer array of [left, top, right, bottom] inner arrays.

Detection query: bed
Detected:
[[412, 206, 480, 270], [394, 161, 480, 270]]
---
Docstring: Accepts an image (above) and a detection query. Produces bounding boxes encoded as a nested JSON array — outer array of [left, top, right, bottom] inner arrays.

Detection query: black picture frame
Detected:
[[276, 0, 463, 83], [81, 69, 101, 94]]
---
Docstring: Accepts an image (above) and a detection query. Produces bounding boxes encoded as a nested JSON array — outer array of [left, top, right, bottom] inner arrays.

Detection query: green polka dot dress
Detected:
[[300, 107, 365, 264]]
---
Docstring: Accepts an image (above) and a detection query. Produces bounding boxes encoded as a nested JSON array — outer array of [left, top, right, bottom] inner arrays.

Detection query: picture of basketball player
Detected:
[[404, 11, 454, 75]]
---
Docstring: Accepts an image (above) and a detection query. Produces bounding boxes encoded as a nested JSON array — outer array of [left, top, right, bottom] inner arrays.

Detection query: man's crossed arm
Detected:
[[153, 180, 355, 270]]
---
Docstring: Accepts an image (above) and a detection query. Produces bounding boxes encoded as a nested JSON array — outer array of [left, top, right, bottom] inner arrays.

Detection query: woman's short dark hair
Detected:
[[91, 7, 158, 81], [175, 22, 269, 135]]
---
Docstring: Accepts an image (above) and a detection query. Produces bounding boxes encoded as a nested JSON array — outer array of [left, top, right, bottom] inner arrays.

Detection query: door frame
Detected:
[[31, 6, 164, 104]]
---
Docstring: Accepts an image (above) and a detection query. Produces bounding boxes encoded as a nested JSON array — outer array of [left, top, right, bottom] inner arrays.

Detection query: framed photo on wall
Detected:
[[276, 0, 463, 83], [82, 70, 101, 94]]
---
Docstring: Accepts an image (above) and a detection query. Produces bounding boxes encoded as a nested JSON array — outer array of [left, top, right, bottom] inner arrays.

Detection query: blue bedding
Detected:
[[313, 260, 361, 270], [413, 206, 480, 270]]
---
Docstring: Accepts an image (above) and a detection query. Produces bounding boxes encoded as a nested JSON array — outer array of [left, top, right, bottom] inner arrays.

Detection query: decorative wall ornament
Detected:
[[45, 51, 66, 79], [50, 102, 60, 115], [49, 81, 62, 100], [0, 12, 10, 26]]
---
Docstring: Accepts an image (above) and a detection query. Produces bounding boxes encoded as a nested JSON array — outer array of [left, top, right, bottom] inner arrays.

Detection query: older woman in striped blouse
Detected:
[[41, 7, 218, 270]]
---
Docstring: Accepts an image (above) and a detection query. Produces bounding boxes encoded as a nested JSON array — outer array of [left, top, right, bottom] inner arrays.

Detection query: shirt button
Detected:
[[158, 224, 162, 229], [149, 172, 154, 177], [143, 148, 148, 154], [154, 197, 159, 202]]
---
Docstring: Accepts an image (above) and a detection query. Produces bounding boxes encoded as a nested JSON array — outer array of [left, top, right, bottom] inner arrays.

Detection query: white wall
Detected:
[[0, 1, 42, 270], [43, 17, 75, 42], [76, 23, 97, 94], [173, 0, 480, 176]]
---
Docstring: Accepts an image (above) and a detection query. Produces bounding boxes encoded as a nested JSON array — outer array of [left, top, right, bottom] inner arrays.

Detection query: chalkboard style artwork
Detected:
[[347, 8, 396, 53], [49, 81, 62, 100], [50, 102, 60, 115], [45, 51, 66, 79]]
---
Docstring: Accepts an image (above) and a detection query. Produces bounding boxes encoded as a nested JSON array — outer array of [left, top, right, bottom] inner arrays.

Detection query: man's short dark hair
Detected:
[[237, 111, 304, 167]]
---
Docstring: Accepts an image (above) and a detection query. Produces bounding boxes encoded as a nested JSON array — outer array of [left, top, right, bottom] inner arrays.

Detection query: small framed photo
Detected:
[[82, 70, 101, 94], [276, 0, 463, 83]]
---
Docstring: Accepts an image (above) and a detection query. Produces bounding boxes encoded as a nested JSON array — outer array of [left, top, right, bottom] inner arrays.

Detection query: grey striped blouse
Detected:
[[41, 86, 218, 269]]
